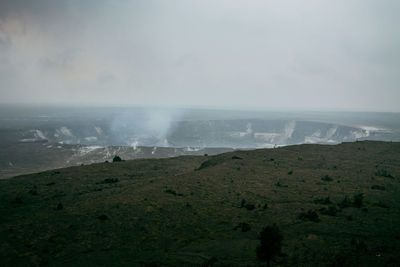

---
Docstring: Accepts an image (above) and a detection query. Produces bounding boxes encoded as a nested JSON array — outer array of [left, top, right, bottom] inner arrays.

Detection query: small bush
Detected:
[[321, 175, 333, 182], [338, 196, 352, 209], [196, 160, 217, 170], [245, 203, 255, 211], [288, 170, 293, 175], [234, 222, 251, 232], [375, 169, 393, 178], [201, 256, 218, 267], [98, 214, 108, 220], [298, 210, 320, 222], [232, 155, 243, 160], [371, 185, 385, 190], [256, 224, 283, 266], [376, 201, 389, 208], [319, 205, 338, 216], [353, 193, 363, 208], [275, 181, 288, 187], [112, 155, 122, 162], [56, 203, 63, 210], [103, 178, 119, 184], [314, 197, 332, 205]]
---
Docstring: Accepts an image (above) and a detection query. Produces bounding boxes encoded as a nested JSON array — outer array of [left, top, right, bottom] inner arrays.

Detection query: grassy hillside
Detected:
[[1, 141, 400, 266]]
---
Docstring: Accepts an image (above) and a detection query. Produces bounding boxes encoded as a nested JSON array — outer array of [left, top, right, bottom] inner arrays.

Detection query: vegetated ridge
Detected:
[[0, 141, 400, 266]]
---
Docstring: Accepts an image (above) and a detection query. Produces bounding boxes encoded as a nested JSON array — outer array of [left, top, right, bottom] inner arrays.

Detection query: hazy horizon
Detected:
[[1, 0, 399, 112]]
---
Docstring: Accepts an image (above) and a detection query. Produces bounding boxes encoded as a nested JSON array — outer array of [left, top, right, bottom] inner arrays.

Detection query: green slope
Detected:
[[1, 141, 400, 266]]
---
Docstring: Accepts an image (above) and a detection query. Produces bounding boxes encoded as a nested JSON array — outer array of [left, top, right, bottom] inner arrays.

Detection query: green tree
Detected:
[[256, 224, 283, 267]]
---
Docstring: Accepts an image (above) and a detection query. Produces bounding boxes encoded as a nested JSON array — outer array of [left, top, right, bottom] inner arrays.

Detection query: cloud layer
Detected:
[[0, 0, 399, 111]]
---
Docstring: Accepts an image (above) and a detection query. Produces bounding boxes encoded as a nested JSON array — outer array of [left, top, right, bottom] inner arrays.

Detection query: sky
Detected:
[[0, 0, 399, 112]]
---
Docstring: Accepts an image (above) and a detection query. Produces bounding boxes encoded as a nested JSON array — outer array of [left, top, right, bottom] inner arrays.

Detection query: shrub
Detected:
[[371, 185, 385, 190], [298, 210, 320, 222], [196, 160, 217, 170], [103, 178, 119, 184], [319, 205, 338, 216], [234, 222, 251, 232], [353, 193, 363, 208], [313, 197, 332, 205], [288, 170, 293, 175], [256, 224, 283, 267], [321, 175, 333, 182], [98, 214, 108, 220], [244, 203, 255, 211], [338, 196, 352, 209], [375, 169, 393, 178], [376, 201, 389, 208], [112, 155, 122, 162], [232, 155, 243, 160]]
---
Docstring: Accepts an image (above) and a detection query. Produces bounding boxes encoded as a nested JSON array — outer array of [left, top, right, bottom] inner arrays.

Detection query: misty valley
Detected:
[[1, 106, 399, 179]]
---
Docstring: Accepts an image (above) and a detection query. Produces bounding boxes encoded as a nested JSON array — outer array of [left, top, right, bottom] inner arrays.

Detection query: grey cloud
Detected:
[[0, 0, 399, 111]]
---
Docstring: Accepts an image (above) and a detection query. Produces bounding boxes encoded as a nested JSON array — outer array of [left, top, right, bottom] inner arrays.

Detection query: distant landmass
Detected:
[[1, 105, 399, 178]]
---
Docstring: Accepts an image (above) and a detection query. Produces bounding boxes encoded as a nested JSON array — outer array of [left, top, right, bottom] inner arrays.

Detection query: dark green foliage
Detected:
[[338, 196, 352, 209], [102, 178, 119, 184], [98, 214, 108, 220], [164, 189, 183, 196], [298, 210, 320, 222], [112, 155, 122, 162], [353, 193, 363, 208], [244, 203, 255, 211], [29, 188, 38, 195], [288, 170, 293, 175], [375, 169, 393, 178], [340, 194, 363, 208], [371, 185, 385, 190], [196, 160, 217, 170], [314, 197, 332, 205], [319, 205, 338, 216], [13, 196, 23, 204], [201, 256, 218, 267], [321, 175, 333, 182], [232, 155, 243, 160], [256, 225, 283, 266], [56, 203, 63, 210], [376, 201, 389, 208], [275, 181, 288, 187], [350, 238, 367, 252], [234, 222, 251, 232]]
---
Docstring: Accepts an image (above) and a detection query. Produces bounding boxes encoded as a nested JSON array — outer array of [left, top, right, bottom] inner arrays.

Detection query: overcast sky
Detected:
[[0, 0, 399, 111]]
